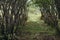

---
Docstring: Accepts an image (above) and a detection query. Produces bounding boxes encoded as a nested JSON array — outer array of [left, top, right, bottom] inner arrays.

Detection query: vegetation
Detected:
[[0, 0, 60, 40], [32, 0, 60, 34]]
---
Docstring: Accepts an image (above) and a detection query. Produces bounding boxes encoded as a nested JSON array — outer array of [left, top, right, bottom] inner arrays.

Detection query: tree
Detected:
[[0, 0, 28, 40], [55, 0, 60, 19]]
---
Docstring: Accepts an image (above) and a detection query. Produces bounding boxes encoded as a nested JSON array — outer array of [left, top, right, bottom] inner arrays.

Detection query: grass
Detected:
[[24, 22, 56, 34]]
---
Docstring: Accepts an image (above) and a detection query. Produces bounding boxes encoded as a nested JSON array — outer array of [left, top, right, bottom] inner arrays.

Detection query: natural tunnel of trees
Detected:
[[0, 0, 60, 40]]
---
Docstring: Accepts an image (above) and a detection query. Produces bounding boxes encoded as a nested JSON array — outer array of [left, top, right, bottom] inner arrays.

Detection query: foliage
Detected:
[[31, 0, 55, 7]]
